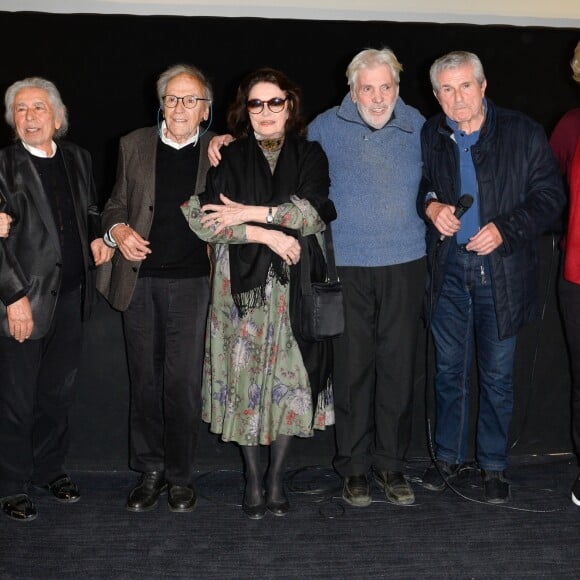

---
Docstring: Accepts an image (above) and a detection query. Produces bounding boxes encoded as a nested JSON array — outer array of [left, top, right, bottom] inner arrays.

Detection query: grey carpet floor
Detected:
[[0, 457, 578, 579]]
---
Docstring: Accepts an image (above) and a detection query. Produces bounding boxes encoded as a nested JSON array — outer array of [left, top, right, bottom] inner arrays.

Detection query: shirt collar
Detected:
[[160, 121, 199, 149], [22, 140, 58, 158]]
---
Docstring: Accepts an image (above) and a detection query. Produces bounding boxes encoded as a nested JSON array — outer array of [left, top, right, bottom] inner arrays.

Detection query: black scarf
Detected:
[[200, 131, 335, 316]]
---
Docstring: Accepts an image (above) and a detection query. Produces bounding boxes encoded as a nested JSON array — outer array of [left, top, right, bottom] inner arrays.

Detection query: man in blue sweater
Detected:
[[308, 48, 426, 507]]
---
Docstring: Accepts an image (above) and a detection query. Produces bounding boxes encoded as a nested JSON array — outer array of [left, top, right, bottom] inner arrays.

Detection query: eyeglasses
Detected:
[[163, 95, 210, 109], [246, 97, 288, 114]]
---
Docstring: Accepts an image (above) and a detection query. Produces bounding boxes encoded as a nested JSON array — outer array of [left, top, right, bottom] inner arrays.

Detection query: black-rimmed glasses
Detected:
[[247, 97, 288, 114], [163, 95, 211, 109]]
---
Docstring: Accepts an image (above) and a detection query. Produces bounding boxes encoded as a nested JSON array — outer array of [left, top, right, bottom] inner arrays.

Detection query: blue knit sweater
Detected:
[[308, 94, 426, 267]]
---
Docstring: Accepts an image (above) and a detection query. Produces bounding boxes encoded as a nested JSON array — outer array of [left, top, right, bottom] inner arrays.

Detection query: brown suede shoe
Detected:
[[342, 474, 372, 507], [374, 470, 415, 505]]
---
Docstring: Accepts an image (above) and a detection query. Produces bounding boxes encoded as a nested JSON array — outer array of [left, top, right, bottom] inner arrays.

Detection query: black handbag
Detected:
[[299, 224, 345, 342]]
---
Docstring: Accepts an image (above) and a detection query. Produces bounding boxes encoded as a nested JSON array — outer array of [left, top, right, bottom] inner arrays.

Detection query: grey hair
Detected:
[[156, 64, 213, 105], [430, 51, 486, 93], [346, 47, 403, 88], [4, 77, 68, 137], [572, 41, 580, 84]]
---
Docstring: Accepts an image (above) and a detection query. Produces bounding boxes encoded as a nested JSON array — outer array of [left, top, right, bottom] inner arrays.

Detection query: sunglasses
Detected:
[[246, 97, 288, 114]]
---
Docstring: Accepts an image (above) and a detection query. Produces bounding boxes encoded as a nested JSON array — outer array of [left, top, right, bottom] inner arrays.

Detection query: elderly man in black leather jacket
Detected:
[[417, 51, 565, 504], [0, 77, 112, 522]]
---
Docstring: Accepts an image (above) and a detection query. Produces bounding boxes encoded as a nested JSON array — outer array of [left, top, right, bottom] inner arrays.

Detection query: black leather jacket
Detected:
[[0, 140, 101, 338], [417, 99, 565, 338]]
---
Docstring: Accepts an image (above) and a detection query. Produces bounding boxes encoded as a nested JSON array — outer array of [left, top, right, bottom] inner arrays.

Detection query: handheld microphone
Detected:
[[437, 194, 474, 243]]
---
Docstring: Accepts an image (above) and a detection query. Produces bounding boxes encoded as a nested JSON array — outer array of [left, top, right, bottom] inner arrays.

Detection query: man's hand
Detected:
[[208, 134, 234, 167], [426, 201, 461, 238], [111, 224, 151, 262], [7, 296, 33, 342], [91, 238, 114, 265], [0, 212, 12, 238], [466, 223, 503, 255]]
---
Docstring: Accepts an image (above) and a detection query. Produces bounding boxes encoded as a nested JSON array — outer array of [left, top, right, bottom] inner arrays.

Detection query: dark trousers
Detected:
[[332, 258, 425, 476], [0, 287, 82, 498], [123, 276, 209, 486], [558, 272, 580, 455]]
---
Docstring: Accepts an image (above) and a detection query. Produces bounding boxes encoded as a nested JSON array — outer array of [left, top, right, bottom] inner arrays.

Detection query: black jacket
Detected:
[[0, 140, 101, 338], [417, 99, 565, 338]]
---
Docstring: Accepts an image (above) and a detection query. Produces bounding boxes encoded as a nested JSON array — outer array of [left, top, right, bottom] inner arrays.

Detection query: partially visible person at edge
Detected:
[[0, 77, 112, 522], [550, 40, 580, 507], [97, 64, 214, 514], [182, 67, 336, 519], [207, 48, 426, 509], [418, 51, 565, 504]]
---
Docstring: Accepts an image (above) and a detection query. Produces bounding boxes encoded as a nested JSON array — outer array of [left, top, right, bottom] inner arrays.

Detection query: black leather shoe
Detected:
[[126, 471, 167, 512], [266, 491, 289, 517], [342, 474, 372, 507], [168, 484, 197, 513], [242, 499, 266, 520], [483, 470, 511, 504], [44, 474, 80, 503], [1, 494, 38, 522], [242, 490, 266, 520], [421, 460, 461, 491]]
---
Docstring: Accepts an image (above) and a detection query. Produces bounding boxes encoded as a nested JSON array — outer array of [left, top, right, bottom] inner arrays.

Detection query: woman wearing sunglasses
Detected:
[[182, 67, 336, 519]]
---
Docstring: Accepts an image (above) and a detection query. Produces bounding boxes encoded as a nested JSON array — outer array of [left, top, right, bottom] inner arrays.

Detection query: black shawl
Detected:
[[200, 131, 337, 405]]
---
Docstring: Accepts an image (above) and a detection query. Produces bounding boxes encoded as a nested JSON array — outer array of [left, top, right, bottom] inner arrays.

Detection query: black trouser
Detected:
[[558, 273, 580, 456], [123, 276, 209, 486], [332, 258, 425, 476], [0, 287, 82, 498]]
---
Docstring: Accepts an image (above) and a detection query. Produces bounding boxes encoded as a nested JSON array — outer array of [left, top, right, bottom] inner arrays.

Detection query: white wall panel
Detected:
[[1, 0, 579, 27]]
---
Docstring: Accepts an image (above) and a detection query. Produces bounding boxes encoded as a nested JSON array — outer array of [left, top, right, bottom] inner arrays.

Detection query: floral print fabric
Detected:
[[182, 195, 334, 445]]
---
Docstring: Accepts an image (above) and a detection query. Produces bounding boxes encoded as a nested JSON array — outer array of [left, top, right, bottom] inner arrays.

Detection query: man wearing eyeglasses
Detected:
[[97, 64, 214, 514]]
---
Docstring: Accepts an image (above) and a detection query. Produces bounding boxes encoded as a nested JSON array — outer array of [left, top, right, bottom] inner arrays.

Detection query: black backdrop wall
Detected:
[[0, 10, 578, 470]]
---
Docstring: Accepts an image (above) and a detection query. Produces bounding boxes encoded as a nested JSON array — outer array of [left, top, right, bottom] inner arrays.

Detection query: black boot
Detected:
[[265, 435, 291, 516], [240, 445, 265, 519]]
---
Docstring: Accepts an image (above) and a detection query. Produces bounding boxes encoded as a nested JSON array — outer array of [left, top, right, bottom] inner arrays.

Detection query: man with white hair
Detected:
[[419, 51, 564, 503], [308, 48, 426, 507], [0, 77, 111, 521]]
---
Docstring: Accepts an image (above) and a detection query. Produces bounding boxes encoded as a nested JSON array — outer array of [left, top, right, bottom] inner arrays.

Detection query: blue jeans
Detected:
[[431, 244, 516, 471]]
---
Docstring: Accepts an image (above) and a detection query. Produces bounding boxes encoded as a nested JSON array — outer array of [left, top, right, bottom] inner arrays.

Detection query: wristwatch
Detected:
[[266, 207, 273, 224]]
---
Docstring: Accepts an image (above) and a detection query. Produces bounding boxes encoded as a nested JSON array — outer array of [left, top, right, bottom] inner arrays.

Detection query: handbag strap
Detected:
[[322, 224, 339, 283], [300, 223, 339, 296]]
